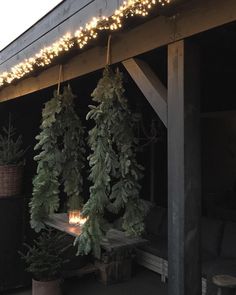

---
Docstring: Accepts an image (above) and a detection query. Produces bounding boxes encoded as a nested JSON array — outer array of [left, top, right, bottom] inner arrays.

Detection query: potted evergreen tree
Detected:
[[0, 116, 26, 197], [20, 228, 70, 295]]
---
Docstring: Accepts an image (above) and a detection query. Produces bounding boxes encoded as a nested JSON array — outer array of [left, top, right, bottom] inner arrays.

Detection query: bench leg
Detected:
[[161, 274, 166, 283]]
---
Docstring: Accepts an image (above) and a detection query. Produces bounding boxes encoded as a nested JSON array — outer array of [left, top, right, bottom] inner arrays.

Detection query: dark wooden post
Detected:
[[168, 39, 201, 295]]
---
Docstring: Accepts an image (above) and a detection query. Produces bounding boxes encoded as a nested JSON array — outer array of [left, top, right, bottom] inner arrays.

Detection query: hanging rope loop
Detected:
[[106, 35, 112, 66], [57, 65, 63, 95]]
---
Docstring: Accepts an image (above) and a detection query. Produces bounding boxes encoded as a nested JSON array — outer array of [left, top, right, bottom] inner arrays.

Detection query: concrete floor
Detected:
[[5, 267, 167, 295]]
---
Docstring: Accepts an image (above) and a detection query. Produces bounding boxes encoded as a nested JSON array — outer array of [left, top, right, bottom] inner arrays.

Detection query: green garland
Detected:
[[30, 86, 85, 232], [76, 67, 145, 258]]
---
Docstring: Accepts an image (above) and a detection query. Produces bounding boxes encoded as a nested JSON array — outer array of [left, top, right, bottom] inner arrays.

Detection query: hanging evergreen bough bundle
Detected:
[[76, 67, 145, 258], [30, 86, 85, 232]]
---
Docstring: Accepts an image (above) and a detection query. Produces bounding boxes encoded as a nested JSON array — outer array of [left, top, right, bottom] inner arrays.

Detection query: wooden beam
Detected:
[[123, 58, 167, 127], [1, 0, 236, 101], [168, 40, 201, 295]]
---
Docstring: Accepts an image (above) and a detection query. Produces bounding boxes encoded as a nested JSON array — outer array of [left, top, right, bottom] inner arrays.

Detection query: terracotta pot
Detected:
[[0, 165, 23, 197], [32, 279, 62, 295]]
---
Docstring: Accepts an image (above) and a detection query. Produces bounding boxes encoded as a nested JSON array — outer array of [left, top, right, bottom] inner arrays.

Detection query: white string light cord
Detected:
[[0, 0, 171, 87]]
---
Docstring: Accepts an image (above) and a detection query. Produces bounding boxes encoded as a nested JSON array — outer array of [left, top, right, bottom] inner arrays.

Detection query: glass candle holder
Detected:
[[79, 216, 87, 226], [68, 210, 81, 225]]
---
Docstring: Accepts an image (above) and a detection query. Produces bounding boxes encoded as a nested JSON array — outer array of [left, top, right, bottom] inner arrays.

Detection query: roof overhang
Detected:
[[0, 0, 121, 72], [1, 0, 236, 101]]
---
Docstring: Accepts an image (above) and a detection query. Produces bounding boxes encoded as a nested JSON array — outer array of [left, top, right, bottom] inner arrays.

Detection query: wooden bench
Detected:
[[46, 213, 147, 284], [213, 275, 236, 295]]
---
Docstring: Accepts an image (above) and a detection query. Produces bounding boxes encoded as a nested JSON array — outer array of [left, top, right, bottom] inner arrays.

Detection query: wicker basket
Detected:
[[0, 165, 23, 197]]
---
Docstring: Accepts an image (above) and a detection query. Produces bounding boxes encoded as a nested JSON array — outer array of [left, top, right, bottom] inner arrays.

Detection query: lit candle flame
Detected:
[[68, 210, 87, 226], [68, 210, 80, 225]]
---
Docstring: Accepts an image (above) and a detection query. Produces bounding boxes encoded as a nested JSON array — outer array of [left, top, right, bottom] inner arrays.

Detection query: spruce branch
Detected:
[[76, 67, 145, 258], [30, 86, 85, 232], [0, 114, 27, 165]]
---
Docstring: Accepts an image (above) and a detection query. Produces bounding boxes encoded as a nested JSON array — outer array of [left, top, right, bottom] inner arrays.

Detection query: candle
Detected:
[[68, 210, 88, 226], [68, 210, 81, 225]]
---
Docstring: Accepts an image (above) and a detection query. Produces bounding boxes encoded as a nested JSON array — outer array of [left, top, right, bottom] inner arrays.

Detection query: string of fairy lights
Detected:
[[0, 0, 171, 88]]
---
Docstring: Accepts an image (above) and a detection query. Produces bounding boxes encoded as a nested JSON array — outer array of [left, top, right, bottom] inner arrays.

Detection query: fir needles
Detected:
[[30, 86, 85, 232], [76, 67, 145, 258]]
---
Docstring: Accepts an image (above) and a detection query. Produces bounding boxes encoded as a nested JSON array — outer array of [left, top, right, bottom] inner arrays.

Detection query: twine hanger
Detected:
[[57, 64, 63, 95], [106, 35, 112, 66]]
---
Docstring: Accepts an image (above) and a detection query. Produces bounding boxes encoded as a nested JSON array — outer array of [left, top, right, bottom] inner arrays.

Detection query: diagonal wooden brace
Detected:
[[122, 58, 167, 127]]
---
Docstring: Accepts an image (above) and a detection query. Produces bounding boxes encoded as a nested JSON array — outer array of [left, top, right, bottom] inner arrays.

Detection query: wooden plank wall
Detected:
[[0, 0, 122, 72]]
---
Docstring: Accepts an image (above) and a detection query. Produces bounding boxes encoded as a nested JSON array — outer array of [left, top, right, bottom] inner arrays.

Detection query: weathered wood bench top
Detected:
[[46, 213, 82, 237], [213, 275, 236, 288], [45, 213, 147, 251]]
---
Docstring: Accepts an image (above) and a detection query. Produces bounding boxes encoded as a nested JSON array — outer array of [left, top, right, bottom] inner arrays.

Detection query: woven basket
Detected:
[[0, 165, 23, 197]]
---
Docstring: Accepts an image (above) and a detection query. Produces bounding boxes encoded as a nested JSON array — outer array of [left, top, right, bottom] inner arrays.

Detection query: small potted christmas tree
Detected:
[[0, 116, 26, 197], [20, 228, 70, 295]]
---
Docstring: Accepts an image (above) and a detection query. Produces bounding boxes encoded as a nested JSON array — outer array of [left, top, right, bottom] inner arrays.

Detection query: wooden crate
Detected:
[[95, 259, 132, 285]]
